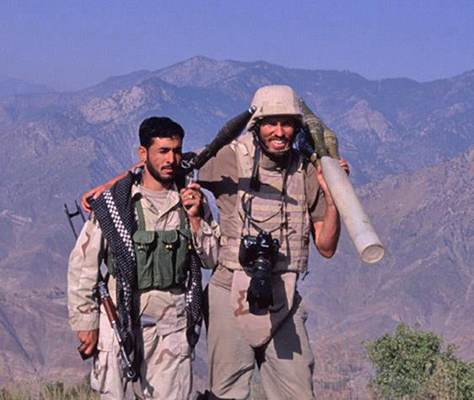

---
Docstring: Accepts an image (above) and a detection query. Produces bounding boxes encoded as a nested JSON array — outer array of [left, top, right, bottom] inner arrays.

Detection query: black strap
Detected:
[[250, 142, 261, 192], [240, 150, 290, 236]]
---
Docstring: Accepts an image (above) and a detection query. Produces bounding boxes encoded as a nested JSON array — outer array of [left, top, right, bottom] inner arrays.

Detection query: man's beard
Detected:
[[146, 159, 174, 186], [258, 137, 291, 163], [253, 130, 294, 161]]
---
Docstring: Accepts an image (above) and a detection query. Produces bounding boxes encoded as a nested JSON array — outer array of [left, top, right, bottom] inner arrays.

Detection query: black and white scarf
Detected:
[[91, 171, 204, 353], [90, 171, 139, 359], [186, 248, 203, 348]]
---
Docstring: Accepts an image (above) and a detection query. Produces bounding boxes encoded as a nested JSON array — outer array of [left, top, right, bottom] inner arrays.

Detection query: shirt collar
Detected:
[[132, 182, 181, 216]]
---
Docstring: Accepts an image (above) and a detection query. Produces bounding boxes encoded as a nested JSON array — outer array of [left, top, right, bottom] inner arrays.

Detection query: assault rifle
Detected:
[[180, 106, 257, 400], [93, 280, 136, 381], [64, 202, 136, 381], [180, 106, 256, 347]]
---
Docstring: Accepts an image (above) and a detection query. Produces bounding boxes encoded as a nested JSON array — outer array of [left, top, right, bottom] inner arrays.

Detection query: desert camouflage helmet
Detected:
[[247, 85, 303, 131]]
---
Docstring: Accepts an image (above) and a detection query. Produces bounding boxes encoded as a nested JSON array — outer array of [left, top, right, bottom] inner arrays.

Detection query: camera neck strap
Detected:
[[240, 145, 289, 240]]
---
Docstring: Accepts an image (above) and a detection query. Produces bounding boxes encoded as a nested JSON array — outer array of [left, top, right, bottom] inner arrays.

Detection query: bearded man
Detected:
[[69, 117, 219, 399], [197, 85, 348, 400]]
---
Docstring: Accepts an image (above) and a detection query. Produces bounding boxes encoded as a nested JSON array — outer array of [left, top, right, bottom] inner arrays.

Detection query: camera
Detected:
[[239, 231, 280, 315]]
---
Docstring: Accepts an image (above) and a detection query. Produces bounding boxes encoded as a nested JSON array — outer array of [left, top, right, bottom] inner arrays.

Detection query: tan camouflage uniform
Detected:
[[68, 183, 219, 400], [200, 131, 327, 400]]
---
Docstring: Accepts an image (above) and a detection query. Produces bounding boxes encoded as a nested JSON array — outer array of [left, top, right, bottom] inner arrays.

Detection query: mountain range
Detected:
[[0, 75, 54, 100], [0, 56, 473, 396]]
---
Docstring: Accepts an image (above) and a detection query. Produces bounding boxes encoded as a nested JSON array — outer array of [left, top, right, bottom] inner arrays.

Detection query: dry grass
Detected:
[[0, 335, 373, 400], [0, 380, 98, 400]]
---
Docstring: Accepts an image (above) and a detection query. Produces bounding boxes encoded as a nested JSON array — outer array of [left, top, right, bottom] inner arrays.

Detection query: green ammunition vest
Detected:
[[108, 199, 191, 290]]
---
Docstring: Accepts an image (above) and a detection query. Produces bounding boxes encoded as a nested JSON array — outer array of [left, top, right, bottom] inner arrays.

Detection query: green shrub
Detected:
[[364, 323, 474, 399]]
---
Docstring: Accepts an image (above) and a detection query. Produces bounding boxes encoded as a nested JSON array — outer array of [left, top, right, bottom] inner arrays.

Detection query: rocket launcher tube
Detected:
[[300, 100, 385, 264], [320, 157, 385, 263], [181, 106, 257, 174]]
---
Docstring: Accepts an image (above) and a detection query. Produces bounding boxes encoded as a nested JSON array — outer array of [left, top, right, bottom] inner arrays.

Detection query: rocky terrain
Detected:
[[0, 56, 473, 396]]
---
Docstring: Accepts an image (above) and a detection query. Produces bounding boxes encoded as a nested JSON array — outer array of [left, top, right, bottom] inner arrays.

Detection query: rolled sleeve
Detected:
[[69, 311, 100, 331], [67, 219, 104, 331]]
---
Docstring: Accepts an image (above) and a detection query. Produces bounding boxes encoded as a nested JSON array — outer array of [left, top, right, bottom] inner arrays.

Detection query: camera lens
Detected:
[[239, 231, 279, 315], [247, 261, 273, 315]]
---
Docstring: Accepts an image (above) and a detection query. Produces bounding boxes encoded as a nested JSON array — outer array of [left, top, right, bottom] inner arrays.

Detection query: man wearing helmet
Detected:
[[197, 85, 348, 399], [82, 85, 348, 399]]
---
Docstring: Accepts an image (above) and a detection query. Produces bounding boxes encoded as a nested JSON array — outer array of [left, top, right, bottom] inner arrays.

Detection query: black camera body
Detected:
[[239, 231, 280, 315]]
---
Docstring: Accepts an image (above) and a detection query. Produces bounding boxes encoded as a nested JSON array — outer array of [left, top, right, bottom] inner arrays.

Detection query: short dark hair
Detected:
[[139, 117, 185, 148]]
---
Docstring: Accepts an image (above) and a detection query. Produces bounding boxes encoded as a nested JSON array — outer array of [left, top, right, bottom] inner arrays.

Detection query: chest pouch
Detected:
[[132, 199, 191, 290]]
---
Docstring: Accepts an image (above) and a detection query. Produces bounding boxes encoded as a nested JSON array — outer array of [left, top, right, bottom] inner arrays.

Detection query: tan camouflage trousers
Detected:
[[90, 316, 192, 400], [207, 281, 315, 400]]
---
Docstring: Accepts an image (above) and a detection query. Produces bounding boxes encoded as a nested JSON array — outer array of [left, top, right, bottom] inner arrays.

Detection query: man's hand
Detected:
[[81, 161, 145, 212], [77, 329, 99, 356], [180, 183, 203, 232], [338, 157, 350, 175], [81, 185, 110, 213], [313, 157, 348, 258]]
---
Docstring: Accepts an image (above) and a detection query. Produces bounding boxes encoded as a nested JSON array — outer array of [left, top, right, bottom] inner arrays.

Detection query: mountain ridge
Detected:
[[0, 57, 473, 396]]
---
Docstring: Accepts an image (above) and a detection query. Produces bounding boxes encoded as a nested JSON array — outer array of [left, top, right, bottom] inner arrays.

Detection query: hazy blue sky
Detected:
[[1, 0, 473, 91]]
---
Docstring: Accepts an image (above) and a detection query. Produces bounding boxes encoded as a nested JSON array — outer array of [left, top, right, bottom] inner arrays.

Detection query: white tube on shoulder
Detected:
[[320, 156, 385, 263]]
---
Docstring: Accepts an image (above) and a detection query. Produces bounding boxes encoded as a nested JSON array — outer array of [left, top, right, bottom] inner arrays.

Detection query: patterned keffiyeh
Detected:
[[186, 248, 203, 348], [90, 172, 139, 372], [91, 170, 204, 362]]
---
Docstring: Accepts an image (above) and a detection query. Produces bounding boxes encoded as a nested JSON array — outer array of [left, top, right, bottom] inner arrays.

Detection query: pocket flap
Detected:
[[133, 230, 156, 244], [178, 228, 192, 240], [159, 230, 178, 244]]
